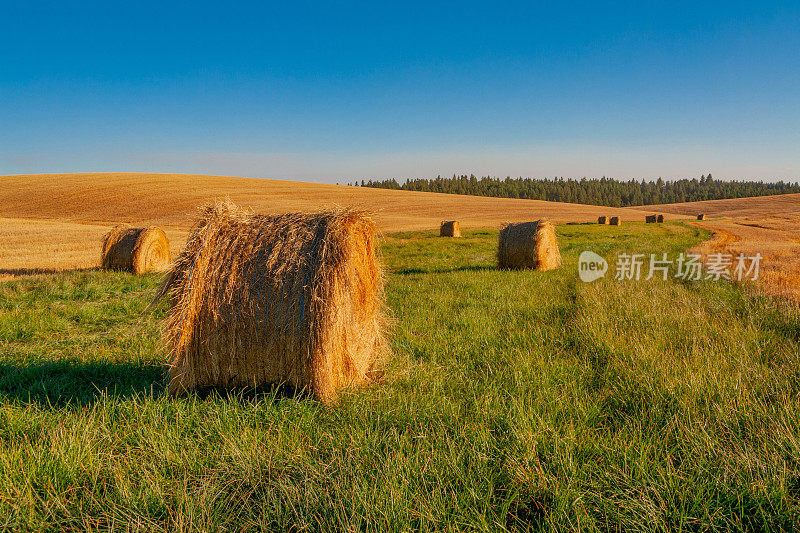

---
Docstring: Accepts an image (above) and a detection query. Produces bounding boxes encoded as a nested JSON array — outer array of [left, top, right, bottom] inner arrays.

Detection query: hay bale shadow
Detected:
[[0, 267, 99, 278], [187, 383, 311, 403], [395, 265, 494, 275], [0, 360, 164, 407], [181, 369, 386, 403]]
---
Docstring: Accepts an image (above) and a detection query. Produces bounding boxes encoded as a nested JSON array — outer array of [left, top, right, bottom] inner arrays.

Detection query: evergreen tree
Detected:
[[359, 174, 800, 207]]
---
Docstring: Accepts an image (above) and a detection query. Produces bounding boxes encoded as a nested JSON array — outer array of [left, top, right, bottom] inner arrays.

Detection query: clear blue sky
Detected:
[[1, 1, 798, 182]]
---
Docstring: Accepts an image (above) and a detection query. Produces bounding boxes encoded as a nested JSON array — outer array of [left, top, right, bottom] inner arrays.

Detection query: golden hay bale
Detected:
[[610, 216, 621, 226], [697, 214, 706, 220], [598, 216, 609, 224], [440, 220, 461, 237], [497, 219, 561, 271], [101, 225, 170, 274], [645, 214, 658, 223], [152, 201, 387, 404], [657, 214, 664, 223]]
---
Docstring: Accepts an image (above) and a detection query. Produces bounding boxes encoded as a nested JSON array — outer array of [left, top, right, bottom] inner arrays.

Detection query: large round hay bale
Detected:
[[598, 216, 609, 224], [610, 216, 621, 226], [697, 214, 706, 220], [153, 201, 387, 404], [645, 215, 658, 223], [497, 219, 561, 271], [657, 214, 664, 223], [440, 220, 461, 237], [101, 225, 170, 274]]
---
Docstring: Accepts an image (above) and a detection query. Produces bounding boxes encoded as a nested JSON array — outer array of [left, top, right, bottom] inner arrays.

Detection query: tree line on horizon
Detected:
[[350, 174, 800, 207]]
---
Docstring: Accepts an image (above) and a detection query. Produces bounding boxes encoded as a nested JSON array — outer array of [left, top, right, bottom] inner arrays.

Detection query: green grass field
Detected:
[[2, 222, 800, 531]]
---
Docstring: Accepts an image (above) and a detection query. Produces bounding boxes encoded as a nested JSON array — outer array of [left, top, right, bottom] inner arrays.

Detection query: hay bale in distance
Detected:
[[610, 216, 621, 226], [598, 216, 609, 224], [101, 225, 170, 274], [440, 220, 461, 237], [497, 219, 561, 271], [153, 201, 387, 404], [697, 214, 706, 220], [645, 215, 658, 223], [657, 214, 664, 223]]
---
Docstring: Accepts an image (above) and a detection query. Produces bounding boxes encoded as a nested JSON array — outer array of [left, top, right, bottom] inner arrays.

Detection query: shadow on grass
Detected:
[[187, 383, 310, 403], [0, 360, 165, 406], [0, 360, 315, 407], [680, 278, 800, 345], [395, 265, 495, 275], [0, 267, 99, 278]]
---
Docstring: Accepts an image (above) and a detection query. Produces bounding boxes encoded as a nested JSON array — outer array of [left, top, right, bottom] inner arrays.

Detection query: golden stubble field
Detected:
[[2, 172, 799, 300], [659, 195, 800, 300], [0, 173, 665, 276]]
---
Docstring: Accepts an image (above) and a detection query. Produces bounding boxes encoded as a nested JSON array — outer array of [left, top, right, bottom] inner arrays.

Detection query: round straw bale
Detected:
[[598, 216, 609, 224], [497, 219, 561, 271], [101, 225, 170, 274], [153, 201, 387, 404], [645, 214, 658, 223], [440, 220, 461, 237], [657, 214, 664, 223], [610, 216, 621, 226], [697, 214, 706, 220]]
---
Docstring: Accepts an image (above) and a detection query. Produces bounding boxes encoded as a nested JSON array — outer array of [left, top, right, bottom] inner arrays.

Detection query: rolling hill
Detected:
[[657, 192, 800, 218], [0, 172, 673, 229], [0, 173, 665, 275], [2, 173, 798, 298]]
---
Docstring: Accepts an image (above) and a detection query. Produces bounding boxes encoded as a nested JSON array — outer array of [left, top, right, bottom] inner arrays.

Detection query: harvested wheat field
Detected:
[[2, 173, 800, 301], [0, 173, 667, 274], [0, 217, 186, 279], [657, 194, 800, 300], [688, 217, 800, 300], [658, 193, 800, 219], [155, 201, 386, 403]]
